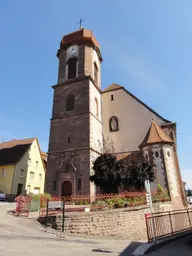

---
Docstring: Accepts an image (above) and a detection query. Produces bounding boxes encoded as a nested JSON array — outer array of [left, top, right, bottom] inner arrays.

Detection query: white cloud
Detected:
[[181, 169, 192, 189]]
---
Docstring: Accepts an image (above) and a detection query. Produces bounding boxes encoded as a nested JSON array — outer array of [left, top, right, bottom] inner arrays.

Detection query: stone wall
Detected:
[[56, 202, 173, 240]]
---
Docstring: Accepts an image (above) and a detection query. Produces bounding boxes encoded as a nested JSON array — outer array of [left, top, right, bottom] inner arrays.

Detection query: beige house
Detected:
[[0, 138, 46, 197]]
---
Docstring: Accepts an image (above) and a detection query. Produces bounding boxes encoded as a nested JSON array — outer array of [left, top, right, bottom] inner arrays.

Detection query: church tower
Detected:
[[46, 28, 103, 197], [139, 121, 186, 209]]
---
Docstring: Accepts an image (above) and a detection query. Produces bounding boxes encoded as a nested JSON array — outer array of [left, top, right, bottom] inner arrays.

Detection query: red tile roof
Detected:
[[115, 151, 142, 161], [61, 29, 100, 49], [41, 152, 48, 162], [139, 121, 174, 148]]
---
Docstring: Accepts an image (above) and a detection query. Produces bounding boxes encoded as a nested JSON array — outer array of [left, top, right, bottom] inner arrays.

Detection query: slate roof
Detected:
[[0, 138, 35, 165], [0, 144, 31, 165], [139, 121, 174, 148], [0, 138, 35, 150]]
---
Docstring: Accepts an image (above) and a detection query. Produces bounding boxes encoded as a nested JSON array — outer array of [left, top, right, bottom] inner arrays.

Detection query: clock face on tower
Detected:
[[66, 45, 79, 61]]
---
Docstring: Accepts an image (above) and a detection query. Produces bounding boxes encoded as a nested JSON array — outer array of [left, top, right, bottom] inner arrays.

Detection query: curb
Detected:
[[38, 223, 68, 238], [132, 230, 192, 255]]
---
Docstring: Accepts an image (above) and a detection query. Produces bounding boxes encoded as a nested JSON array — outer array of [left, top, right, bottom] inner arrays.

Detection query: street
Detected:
[[0, 203, 138, 256], [0, 202, 191, 255], [147, 235, 192, 256]]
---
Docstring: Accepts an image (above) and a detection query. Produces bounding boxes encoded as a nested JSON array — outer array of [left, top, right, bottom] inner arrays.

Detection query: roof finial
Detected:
[[79, 18, 84, 29]]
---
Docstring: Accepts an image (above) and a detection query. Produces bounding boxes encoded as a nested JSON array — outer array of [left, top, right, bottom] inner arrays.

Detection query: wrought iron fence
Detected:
[[145, 208, 192, 242]]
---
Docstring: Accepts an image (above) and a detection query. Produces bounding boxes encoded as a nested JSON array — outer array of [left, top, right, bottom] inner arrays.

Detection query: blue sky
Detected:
[[0, 1, 192, 188]]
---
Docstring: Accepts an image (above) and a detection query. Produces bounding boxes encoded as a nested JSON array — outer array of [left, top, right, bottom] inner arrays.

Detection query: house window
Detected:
[[109, 116, 119, 132], [68, 57, 77, 79], [20, 169, 24, 178], [30, 172, 35, 179], [111, 94, 114, 101], [36, 161, 39, 167], [28, 158, 31, 165], [53, 181, 57, 191], [39, 174, 42, 181], [66, 95, 75, 111], [94, 98, 99, 117], [0, 169, 5, 177], [94, 63, 98, 85], [68, 137, 71, 144], [77, 178, 82, 190]]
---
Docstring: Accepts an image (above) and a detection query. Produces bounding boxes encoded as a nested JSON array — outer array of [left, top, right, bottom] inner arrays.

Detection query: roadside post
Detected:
[[62, 197, 65, 233], [145, 180, 156, 243], [45, 198, 49, 228]]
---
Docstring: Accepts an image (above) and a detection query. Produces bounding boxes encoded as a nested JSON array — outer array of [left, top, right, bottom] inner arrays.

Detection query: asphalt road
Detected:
[[0, 202, 137, 256], [147, 235, 192, 256], [0, 202, 191, 255]]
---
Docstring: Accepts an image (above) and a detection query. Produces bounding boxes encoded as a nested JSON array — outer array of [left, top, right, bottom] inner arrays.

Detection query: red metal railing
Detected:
[[39, 191, 167, 217], [15, 195, 32, 217]]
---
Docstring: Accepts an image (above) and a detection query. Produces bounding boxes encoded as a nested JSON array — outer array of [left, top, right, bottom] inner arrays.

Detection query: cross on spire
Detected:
[[79, 18, 84, 29]]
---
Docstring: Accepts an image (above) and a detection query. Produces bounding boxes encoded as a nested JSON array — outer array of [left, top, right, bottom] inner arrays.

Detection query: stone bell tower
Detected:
[[45, 28, 103, 197]]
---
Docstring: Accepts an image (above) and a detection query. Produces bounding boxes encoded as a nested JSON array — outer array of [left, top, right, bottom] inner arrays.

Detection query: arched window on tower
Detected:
[[109, 116, 119, 132], [66, 95, 75, 111], [67, 57, 78, 79], [94, 98, 99, 117], [94, 62, 98, 86]]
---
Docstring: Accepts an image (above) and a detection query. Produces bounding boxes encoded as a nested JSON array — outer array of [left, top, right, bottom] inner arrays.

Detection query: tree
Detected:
[[90, 153, 155, 193], [90, 153, 122, 193], [125, 160, 155, 191]]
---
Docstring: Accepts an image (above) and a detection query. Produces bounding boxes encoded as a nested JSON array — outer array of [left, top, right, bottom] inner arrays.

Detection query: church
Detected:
[[45, 27, 185, 207]]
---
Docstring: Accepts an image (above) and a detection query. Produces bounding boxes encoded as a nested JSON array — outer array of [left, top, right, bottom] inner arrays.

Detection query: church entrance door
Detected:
[[62, 181, 72, 197]]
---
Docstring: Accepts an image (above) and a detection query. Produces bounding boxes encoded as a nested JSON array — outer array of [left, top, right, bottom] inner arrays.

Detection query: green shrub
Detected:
[[28, 193, 51, 212], [74, 199, 90, 205], [157, 184, 163, 195]]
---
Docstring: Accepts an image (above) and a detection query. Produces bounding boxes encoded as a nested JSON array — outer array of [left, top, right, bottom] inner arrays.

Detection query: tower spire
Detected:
[[79, 18, 84, 29]]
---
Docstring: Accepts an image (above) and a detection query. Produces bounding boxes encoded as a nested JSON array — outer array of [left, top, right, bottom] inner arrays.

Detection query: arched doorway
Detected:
[[62, 181, 72, 197]]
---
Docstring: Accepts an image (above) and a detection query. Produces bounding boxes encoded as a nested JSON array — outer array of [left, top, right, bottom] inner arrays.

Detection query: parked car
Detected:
[[187, 196, 192, 204], [0, 191, 6, 201]]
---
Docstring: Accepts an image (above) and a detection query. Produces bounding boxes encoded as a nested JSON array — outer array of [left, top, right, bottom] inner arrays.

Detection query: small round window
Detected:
[[155, 151, 159, 158], [167, 151, 170, 157]]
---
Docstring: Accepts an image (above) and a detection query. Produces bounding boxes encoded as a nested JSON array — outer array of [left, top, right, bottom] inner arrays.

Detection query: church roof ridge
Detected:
[[139, 121, 174, 148], [103, 83, 171, 123], [103, 83, 124, 92]]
